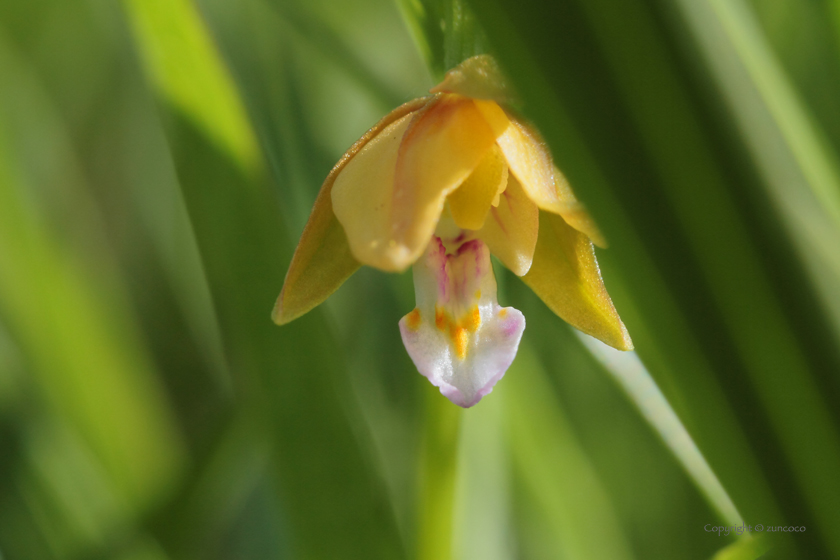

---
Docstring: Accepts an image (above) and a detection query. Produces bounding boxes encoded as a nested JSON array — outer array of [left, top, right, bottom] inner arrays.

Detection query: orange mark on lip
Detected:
[[450, 326, 468, 360], [499, 308, 507, 318], [435, 306, 447, 331], [405, 308, 422, 330], [462, 305, 480, 333], [434, 304, 482, 360]]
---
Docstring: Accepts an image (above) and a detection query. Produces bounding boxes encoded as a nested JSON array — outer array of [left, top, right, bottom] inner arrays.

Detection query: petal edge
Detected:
[[477, 173, 539, 276]]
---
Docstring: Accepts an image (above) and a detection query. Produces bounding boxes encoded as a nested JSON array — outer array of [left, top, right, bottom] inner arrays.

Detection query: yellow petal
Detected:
[[476, 102, 609, 248], [274, 97, 428, 323], [497, 117, 561, 210], [477, 173, 539, 276], [390, 94, 501, 270], [272, 203, 359, 325], [448, 144, 508, 231], [522, 212, 632, 351], [430, 54, 513, 103], [331, 112, 415, 271]]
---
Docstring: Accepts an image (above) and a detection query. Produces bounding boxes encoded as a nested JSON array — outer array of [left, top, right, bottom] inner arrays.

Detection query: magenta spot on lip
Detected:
[[502, 314, 521, 337], [430, 237, 450, 301], [456, 238, 482, 256]]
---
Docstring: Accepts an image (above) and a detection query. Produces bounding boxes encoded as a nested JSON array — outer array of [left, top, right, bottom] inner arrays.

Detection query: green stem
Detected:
[[417, 385, 462, 560], [409, 3, 486, 557], [396, 0, 488, 82], [442, 0, 488, 73]]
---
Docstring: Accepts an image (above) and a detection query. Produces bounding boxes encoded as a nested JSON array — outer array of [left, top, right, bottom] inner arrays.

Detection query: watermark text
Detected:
[[705, 524, 805, 535]]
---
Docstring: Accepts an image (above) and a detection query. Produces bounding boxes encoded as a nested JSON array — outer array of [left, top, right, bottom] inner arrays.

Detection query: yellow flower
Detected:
[[273, 55, 632, 407]]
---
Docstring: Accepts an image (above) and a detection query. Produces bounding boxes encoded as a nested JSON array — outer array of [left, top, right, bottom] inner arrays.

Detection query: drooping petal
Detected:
[[274, 97, 429, 323], [429, 54, 513, 103], [272, 192, 359, 325], [331, 112, 416, 271], [522, 212, 633, 351], [447, 144, 508, 231], [473, 101, 608, 248], [389, 94, 502, 270], [477, 173, 539, 276], [399, 238, 525, 407]]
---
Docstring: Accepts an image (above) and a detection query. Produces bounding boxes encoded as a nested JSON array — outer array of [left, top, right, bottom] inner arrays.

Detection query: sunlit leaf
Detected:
[[711, 536, 770, 560], [124, 0, 259, 173], [470, 0, 840, 556], [578, 334, 741, 526]]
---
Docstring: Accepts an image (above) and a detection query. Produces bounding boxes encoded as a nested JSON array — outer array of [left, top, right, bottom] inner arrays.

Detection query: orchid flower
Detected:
[[273, 55, 632, 408]]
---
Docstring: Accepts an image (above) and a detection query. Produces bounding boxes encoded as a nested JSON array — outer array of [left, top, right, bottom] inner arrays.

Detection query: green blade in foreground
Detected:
[[468, 0, 840, 557], [122, 0, 404, 557], [577, 334, 741, 527]]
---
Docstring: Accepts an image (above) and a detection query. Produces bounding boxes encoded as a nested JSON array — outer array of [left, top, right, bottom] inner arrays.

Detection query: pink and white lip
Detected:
[[399, 237, 525, 408]]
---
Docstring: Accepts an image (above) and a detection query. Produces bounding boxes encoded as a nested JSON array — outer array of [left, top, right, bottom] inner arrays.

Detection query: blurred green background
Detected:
[[1, 0, 840, 558]]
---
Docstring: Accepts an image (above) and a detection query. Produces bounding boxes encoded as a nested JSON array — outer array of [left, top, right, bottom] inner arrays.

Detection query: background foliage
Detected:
[[0, 0, 839, 558]]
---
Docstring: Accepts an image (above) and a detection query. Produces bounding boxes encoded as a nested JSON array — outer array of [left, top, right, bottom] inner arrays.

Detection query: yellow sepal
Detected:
[[522, 212, 632, 350], [272, 195, 359, 325], [273, 97, 428, 324]]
